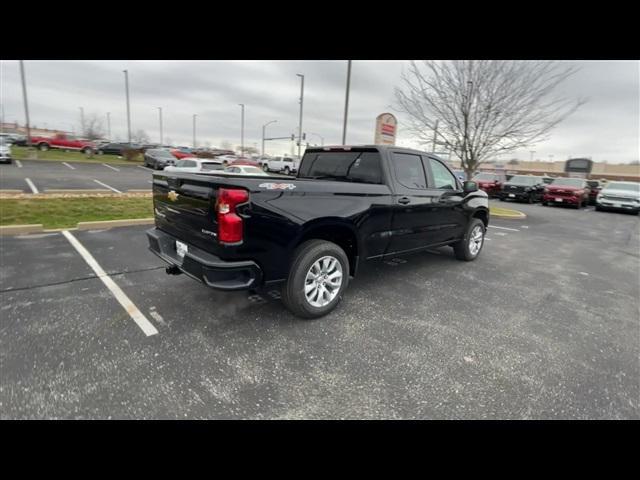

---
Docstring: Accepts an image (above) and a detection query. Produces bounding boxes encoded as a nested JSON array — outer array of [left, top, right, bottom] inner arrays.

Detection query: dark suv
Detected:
[[499, 175, 547, 203]]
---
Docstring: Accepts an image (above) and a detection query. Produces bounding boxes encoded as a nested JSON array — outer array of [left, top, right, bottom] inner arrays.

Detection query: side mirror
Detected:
[[463, 181, 478, 193]]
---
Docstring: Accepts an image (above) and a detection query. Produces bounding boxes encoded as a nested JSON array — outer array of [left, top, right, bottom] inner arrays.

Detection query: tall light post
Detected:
[[19, 60, 32, 150], [296, 74, 304, 159], [123, 69, 131, 144], [192, 114, 197, 148], [342, 60, 352, 145], [79, 107, 85, 137], [530, 150, 536, 161], [262, 120, 277, 157], [158, 107, 163, 145], [238, 104, 245, 155], [106, 112, 111, 140]]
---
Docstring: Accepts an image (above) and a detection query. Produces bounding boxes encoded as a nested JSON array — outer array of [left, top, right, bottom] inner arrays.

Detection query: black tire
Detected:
[[499, 196, 505, 202], [281, 239, 350, 319], [452, 218, 486, 261], [595, 205, 602, 211], [82, 147, 92, 155], [527, 194, 533, 204], [38, 143, 49, 151], [284, 166, 290, 175], [262, 163, 269, 171]]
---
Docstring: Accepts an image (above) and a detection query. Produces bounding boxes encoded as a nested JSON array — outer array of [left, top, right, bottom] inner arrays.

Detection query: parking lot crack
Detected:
[[0, 265, 166, 294]]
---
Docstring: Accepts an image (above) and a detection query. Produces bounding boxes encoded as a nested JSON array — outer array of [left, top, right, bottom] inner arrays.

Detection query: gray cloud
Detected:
[[1, 60, 637, 162]]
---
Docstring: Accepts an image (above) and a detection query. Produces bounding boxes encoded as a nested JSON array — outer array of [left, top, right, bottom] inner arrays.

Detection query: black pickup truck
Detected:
[[147, 145, 490, 318]]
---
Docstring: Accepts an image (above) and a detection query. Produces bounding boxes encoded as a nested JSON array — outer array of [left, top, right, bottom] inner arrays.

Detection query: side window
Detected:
[[392, 153, 427, 190], [429, 158, 457, 190], [346, 152, 383, 184]]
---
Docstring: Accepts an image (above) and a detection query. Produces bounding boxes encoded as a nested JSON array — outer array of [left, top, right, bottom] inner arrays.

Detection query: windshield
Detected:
[[473, 173, 499, 182], [298, 150, 383, 184], [507, 176, 541, 186], [605, 182, 640, 192], [550, 178, 584, 187]]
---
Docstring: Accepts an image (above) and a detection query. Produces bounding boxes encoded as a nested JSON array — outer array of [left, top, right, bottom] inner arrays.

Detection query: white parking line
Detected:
[[15, 160, 23, 168], [488, 225, 520, 232], [137, 165, 152, 171], [93, 179, 122, 193], [25, 178, 39, 194], [61, 230, 159, 337], [102, 163, 120, 172], [62, 162, 76, 170]]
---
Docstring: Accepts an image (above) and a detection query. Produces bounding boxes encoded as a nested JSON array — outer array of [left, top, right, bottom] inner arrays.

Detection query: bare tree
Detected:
[[132, 129, 150, 144], [82, 113, 105, 141], [395, 60, 586, 179]]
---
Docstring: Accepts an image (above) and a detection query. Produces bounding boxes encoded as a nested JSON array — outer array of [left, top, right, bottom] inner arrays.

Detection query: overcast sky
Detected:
[[1, 60, 638, 163]]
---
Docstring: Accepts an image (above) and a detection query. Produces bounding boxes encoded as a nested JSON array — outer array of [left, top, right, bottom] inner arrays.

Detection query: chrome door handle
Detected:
[[398, 197, 411, 205]]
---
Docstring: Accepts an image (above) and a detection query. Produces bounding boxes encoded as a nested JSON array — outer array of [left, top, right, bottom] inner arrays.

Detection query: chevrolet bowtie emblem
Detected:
[[168, 190, 179, 202]]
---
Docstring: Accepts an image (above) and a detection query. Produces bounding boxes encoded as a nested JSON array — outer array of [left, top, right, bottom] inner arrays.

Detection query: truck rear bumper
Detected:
[[146, 227, 263, 291]]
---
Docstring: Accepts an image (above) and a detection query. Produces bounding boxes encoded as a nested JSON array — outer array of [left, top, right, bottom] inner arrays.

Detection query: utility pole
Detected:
[[158, 107, 163, 145], [19, 60, 32, 150], [238, 104, 245, 155], [342, 60, 352, 145], [296, 74, 304, 159], [431, 119, 439, 152], [530, 150, 536, 161], [192, 114, 197, 148], [262, 120, 277, 158], [106, 112, 111, 140], [123, 69, 131, 144], [79, 107, 85, 137]]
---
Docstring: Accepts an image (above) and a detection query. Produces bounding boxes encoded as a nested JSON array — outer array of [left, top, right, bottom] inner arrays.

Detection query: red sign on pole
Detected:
[[374, 113, 397, 145]]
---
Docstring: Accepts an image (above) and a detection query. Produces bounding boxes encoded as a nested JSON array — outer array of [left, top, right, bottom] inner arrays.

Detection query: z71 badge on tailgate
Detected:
[[258, 182, 296, 190]]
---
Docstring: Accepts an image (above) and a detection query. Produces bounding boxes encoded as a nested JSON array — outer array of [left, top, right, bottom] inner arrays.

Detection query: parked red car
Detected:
[[30, 133, 95, 154], [543, 177, 591, 209], [472, 172, 506, 197], [170, 147, 194, 159], [229, 157, 261, 167]]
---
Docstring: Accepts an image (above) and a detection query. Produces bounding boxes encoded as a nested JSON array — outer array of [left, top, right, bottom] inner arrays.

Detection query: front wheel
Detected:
[[263, 163, 269, 171], [82, 147, 93, 155], [281, 239, 349, 319], [38, 143, 49, 151], [284, 166, 290, 175], [452, 218, 485, 261]]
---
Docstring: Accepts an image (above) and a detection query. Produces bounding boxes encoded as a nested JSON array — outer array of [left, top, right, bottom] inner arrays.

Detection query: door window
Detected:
[[429, 158, 457, 190], [392, 153, 427, 189]]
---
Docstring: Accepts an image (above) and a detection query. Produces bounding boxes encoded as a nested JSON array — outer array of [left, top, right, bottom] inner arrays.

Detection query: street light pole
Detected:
[[296, 74, 304, 159], [123, 69, 131, 144], [238, 104, 245, 155], [192, 114, 197, 148], [19, 60, 32, 150], [262, 120, 277, 158], [342, 60, 352, 145], [530, 150, 536, 161], [79, 107, 85, 137], [158, 107, 163, 145], [106, 112, 111, 140]]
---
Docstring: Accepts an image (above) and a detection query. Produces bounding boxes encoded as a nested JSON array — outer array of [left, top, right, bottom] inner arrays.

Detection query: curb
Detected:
[[0, 218, 154, 235], [491, 210, 527, 219], [0, 224, 45, 235], [76, 218, 155, 230]]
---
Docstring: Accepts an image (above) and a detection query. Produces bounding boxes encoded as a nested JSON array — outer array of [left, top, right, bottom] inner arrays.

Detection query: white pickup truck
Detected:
[[263, 156, 299, 175]]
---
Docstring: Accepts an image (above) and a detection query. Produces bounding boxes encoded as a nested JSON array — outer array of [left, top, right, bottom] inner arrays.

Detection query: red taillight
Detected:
[[216, 188, 249, 244]]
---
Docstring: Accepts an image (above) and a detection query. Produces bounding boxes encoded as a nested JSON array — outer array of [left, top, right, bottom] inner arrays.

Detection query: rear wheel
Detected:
[[281, 239, 349, 319], [262, 163, 269, 171], [38, 143, 49, 151], [82, 147, 92, 155], [284, 166, 290, 175], [595, 205, 602, 211], [453, 218, 485, 261]]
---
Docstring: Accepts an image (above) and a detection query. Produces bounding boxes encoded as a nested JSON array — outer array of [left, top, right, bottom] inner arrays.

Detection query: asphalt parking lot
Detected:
[[0, 159, 152, 193], [1, 201, 638, 419]]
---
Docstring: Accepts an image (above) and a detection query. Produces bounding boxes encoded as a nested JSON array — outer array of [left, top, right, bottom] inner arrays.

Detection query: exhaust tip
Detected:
[[166, 265, 182, 275]]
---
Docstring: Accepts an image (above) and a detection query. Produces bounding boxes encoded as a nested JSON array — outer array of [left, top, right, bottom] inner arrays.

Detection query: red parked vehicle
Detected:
[[31, 133, 95, 154], [472, 172, 506, 197], [229, 157, 261, 167], [542, 177, 591, 209], [170, 147, 194, 159]]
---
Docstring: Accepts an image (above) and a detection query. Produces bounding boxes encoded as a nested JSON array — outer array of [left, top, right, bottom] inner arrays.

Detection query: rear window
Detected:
[[299, 150, 383, 184]]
